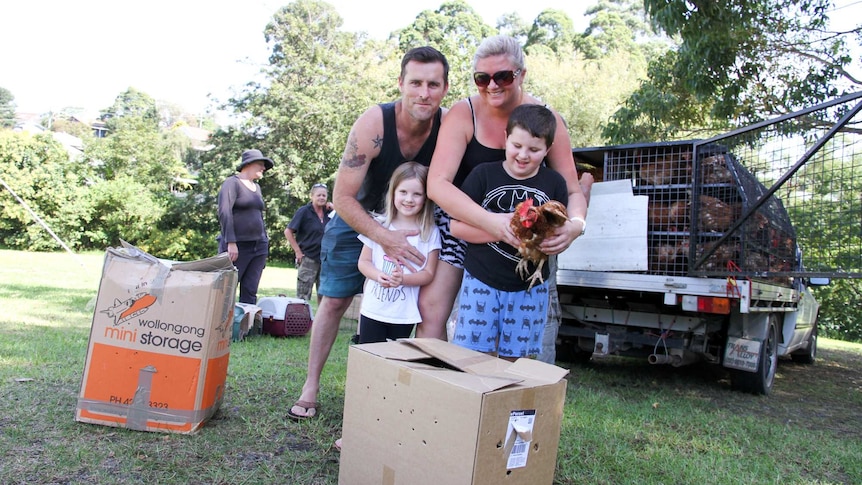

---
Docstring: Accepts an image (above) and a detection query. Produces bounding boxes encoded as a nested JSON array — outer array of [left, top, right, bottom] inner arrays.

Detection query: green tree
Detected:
[[495, 12, 529, 41], [528, 49, 648, 148], [606, 0, 862, 143], [101, 87, 160, 130], [0, 131, 90, 250], [577, 0, 663, 60], [66, 176, 166, 251], [786, 140, 862, 342], [397, 0, 497, 102], [524, 9, 577, 56], [0, 87, 15, 129], [86, 115, 186, 192], [186, 0, 396, 260]]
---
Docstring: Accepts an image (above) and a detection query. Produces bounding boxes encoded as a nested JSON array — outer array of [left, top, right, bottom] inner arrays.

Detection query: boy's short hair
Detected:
[[506, 104, 556, 148]]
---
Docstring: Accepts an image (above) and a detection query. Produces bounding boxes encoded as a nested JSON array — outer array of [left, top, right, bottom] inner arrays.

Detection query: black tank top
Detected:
[[356, 102, 442, 213], [453, 98, 506, 188]]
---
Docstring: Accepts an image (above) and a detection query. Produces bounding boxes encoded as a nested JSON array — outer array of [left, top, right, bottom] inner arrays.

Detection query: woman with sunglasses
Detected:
[[422, 35, 588, 345]]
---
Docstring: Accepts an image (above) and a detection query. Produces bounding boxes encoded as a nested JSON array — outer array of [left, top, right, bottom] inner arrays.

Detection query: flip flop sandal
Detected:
[[287, 400, 320, 421]]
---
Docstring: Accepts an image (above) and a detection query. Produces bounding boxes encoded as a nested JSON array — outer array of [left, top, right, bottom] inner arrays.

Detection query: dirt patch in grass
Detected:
[[565, 343, 862, 437]]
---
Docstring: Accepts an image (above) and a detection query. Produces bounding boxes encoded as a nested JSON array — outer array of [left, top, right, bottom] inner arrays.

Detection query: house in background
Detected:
[[12, 114, 85, 159], [176, 124, 213, 151]]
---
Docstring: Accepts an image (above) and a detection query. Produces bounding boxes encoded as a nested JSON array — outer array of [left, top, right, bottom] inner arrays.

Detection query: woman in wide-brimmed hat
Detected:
[[217, 149, 275, 304]]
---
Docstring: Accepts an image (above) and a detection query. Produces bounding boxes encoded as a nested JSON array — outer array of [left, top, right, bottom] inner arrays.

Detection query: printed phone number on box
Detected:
[[109, 395, 169, 408]]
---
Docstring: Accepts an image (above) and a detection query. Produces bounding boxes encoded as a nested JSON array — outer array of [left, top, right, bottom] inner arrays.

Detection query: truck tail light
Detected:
[[681, 295, 731, 314]]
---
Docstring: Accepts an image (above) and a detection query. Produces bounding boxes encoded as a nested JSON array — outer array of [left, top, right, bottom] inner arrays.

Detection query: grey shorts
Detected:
[[434, 206, 466, 269]]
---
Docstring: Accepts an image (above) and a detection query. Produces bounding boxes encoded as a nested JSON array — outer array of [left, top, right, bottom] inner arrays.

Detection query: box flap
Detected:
[[405, 339, 569, 385], [357, 340, 524, 393], [506, 358, 570, 383], [355, 341, 432, 362], [168, 253, 234, 272], [403, 338, 511, 375], [403, 364, 525, 393], [114, 240, 233, 272]]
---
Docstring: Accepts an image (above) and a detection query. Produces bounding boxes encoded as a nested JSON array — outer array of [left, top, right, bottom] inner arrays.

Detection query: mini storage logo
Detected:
[[101, 293, 157, 326]]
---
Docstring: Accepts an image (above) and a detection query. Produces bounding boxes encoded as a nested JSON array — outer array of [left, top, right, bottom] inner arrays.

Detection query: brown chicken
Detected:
[[510, 198, 569, 289], [651, 238, 690, 272], [701, 155, 734, 184], [698, 195, 738, 232], [638, 151, 692, 185], [696, 241, 739, 271], [648, 199, 689, 230]]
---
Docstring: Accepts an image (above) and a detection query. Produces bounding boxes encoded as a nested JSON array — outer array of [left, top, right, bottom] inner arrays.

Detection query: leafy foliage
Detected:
[[0, 131, 89, 250], [398, 0, 497, 102], [65, 176, 166, 250], [606, 0, 862, 143], [524, 9, 578, 56], [100, 87, 160, 131], [0, 87, 15, 128], [813, 279, 862, 341]]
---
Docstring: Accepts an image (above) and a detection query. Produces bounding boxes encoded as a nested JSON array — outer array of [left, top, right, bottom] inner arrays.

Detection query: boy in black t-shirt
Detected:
[[450, 104, 569, 359]]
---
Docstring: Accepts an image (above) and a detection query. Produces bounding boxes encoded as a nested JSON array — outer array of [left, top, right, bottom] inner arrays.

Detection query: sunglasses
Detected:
[[312, 183, 327, 189], [473, 69, 521, 87]]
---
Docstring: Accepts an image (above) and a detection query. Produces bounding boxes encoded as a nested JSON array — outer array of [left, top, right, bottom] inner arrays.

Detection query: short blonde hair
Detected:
[[473, 35, 525, 71]]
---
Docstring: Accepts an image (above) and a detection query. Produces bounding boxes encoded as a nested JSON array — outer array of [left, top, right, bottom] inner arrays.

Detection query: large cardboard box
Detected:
[[75, 243, 237, 434], [338, 339, 569, 485]]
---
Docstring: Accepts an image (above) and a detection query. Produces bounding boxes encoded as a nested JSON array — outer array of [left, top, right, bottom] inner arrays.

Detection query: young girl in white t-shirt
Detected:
[[356, 161, 441, 343]]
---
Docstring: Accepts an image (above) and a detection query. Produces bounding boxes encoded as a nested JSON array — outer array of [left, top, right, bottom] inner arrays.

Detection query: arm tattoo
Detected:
[[342, 133, 367, 168], [372, 134, 383, 149]]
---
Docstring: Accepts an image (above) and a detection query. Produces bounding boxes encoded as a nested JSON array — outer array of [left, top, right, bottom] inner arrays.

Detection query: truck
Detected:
[[554, 92, 862, 394]]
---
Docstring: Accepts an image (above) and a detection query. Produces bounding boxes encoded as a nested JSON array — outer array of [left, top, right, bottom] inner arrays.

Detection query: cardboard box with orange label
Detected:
[[75, 242, 237, 434]]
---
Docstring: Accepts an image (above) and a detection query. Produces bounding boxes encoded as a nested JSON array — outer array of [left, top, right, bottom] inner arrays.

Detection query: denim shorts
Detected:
[[319, 214, 365, 298]]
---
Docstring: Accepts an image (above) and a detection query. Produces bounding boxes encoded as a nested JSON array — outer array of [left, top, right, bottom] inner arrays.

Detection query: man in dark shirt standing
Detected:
[[285, 183, 331, 304]]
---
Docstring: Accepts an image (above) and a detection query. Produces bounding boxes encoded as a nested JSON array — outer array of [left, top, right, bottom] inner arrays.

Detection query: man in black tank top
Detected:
[[288, 47, 450, 421]]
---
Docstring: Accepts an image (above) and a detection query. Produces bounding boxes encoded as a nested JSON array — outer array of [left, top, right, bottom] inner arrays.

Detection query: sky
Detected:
[[0, 0, 592, 116], [1, 0, 859, 117]]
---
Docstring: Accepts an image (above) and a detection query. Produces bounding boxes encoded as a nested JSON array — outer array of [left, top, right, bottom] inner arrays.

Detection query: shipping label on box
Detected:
[[338, 339, 569, 485], [75, 243, 237, 434]]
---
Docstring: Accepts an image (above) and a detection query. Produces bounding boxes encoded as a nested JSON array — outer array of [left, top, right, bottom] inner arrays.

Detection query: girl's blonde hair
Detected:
[[383, 161, 436, 240]]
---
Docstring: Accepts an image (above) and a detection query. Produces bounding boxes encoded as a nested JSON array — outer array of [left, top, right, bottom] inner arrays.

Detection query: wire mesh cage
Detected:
[[692, 92, 862, 279], [601, 143, 695, 275], [592, 91, 862, 281]]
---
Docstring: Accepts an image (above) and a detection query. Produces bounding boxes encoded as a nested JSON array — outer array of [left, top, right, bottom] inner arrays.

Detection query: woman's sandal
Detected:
[[287, 400, 320, 421]]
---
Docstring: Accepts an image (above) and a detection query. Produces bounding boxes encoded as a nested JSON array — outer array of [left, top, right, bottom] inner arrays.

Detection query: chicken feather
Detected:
[[509, 198, 569, 289]]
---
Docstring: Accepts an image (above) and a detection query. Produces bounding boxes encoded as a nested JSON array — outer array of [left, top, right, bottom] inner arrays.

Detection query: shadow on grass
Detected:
[[557, 345, 862, 438]]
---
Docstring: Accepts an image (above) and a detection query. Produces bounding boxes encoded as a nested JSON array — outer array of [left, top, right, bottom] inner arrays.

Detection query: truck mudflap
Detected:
[[723, 336, 762, 372]]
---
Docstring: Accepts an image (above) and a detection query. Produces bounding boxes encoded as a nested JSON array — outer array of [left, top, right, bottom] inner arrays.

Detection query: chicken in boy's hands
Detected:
[[510, 197, 569, 289]]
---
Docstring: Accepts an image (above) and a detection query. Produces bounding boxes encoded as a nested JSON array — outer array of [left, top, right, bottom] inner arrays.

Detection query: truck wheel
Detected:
[[791, 325, 817, 365], [731, 316, 778, 395]]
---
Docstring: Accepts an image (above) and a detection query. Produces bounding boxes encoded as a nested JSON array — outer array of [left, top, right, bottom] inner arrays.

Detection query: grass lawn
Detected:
[[1, 248, 861, 484]]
